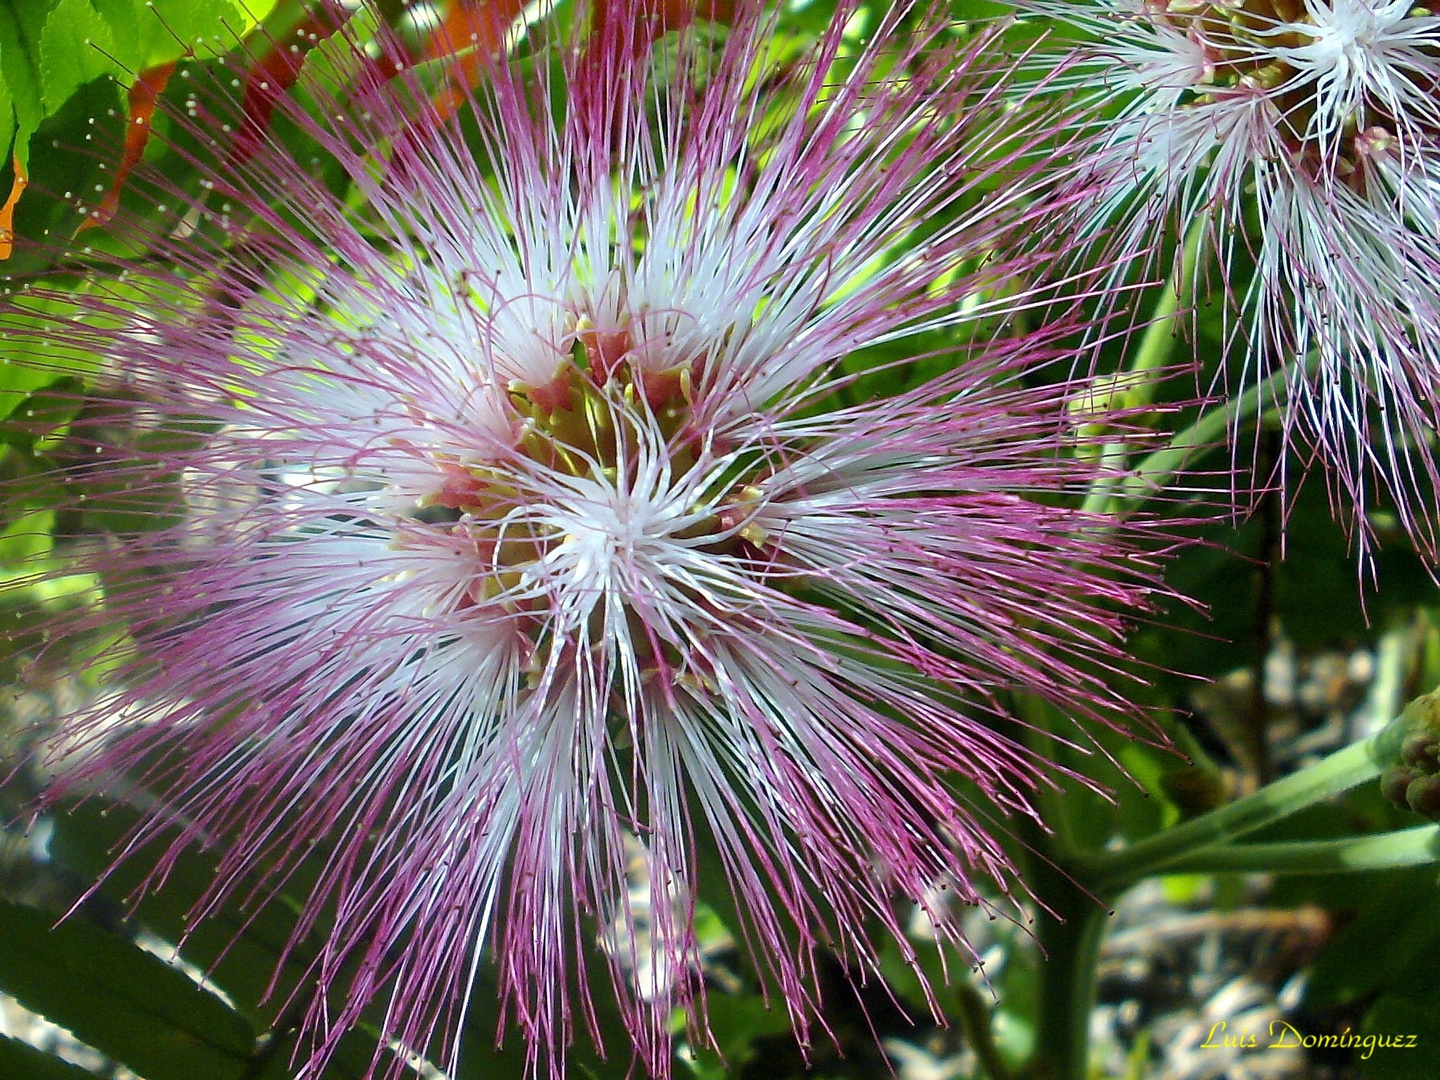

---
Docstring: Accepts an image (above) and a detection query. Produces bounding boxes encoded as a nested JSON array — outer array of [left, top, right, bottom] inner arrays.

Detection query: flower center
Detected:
[[1146, 0, 1438, 188], [417, 330, 770, 635]]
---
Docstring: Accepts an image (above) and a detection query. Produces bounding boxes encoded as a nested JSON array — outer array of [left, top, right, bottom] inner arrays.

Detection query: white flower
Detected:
[[1043, 0, 1440, 553]]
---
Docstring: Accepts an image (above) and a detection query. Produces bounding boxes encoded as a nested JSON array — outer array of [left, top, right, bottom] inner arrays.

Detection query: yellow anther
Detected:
[[739, 522, 769, 546]]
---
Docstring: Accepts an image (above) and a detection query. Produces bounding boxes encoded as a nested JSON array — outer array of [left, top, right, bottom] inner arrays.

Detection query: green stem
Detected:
[[1030, 859, 1109, 1080], [1121, 363, 1292, 504], [956, 984, 1015, 1080], [1119, 239, 1193, 382], [1147, 825, 1440, 877], [1076, 712, 1411, 894], [1032, 700, 1426, 1080], [1011, 694, 1081, 856], [1080, 221, 1204, 518]]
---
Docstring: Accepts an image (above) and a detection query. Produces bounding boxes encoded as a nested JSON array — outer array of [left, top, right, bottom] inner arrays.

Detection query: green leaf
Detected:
[[133, 0, 247, 64], [40, 0, 122, 114], [45, 803, 432, 1080], [0, 1034, 103, 1080], [0, 897, 256, 1080], [4, 74, 125, 273], [296, 6, 380, 103], [0, 507, 54, 563], [89, 0, 140, 67], [47, 804, 315, 1026], [0, 0, 279, 258], [0, 374, 83, 452], [0, 41, 15, 163], [77, 0, 259, 70], [0, 0, 51, 169]]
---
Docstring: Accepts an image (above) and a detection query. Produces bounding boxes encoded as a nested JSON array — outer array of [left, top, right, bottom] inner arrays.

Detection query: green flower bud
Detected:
[[1400, 731, 1440, 771], [1406, 774, 1440, 821], [1381, 766, 1421, 808], [1382, 688, 1440, 817]]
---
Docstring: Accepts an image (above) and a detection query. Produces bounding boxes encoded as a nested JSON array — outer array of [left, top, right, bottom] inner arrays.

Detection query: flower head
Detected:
[[1040, 0, 1440, 555], [8, 3, 1164, 1077]]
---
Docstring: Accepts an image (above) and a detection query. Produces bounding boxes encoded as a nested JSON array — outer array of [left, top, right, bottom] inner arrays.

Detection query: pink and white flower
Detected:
[[1040, 0, 1440, 553], [9, 3, 1166, 1077]]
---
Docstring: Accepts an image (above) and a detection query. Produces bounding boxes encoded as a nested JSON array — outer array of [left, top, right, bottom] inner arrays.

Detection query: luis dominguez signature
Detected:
[[1201, 1020, 1418, 1060]]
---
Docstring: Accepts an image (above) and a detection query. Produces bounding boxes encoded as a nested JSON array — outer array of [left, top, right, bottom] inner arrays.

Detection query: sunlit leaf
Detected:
[[40, 0, 123, 114], [0, 4, 47, 171]]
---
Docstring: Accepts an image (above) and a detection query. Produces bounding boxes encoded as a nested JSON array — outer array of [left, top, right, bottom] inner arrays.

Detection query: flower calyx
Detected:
[[1381, 689, 1440, 820]]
